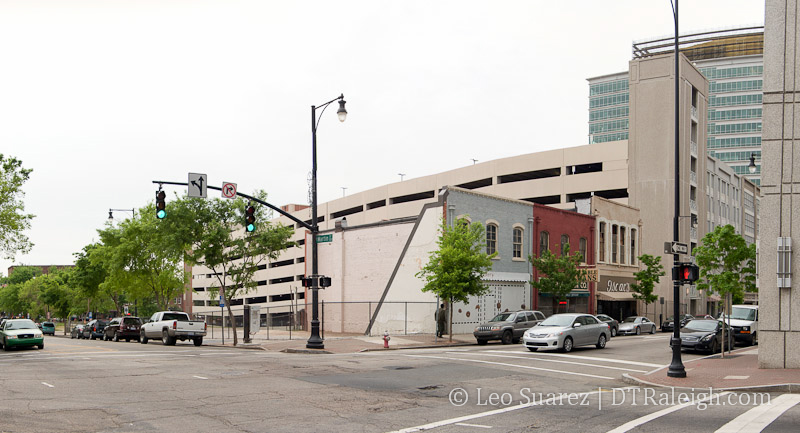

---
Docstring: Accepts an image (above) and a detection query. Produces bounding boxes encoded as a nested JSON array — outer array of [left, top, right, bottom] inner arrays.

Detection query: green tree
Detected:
[[416, 217, 495, 341], [0, 267, 41, 317], [529, 245, 589, 314], [72, 244, 108, 316], [170, 192, 295, 346], [694, 224, 756, 355], [630, 254, 665, 319], [0, 154, 34, 260]]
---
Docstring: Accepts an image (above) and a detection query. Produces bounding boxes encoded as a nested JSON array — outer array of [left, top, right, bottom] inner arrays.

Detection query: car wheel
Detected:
[[37, 343, 44, 350], [751, 332, 758, 346], [501, 330, 513, 345], [596, 334, 607, 349], [562, 337, 574, 353], [113, 332, 119, 342], [140, 331, 148, 344], [476, 339, 487, 346], [527, 347, 538, 352], [162, 330, 175, 346], [70, 333, 74, 339], [512, 338, 521, 344], [611, 327, 617, 337], [193, 337, 203, 346], [635, 327, 641, 336], [136, 336, 141, 343], [90, 334, 95, 340], [650, 325, 656, 334], [712, 339, 720, 354], [2, 338, 9, 351]]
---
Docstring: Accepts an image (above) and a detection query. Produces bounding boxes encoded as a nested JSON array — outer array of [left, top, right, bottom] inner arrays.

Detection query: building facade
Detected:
[[589, 27, 764, 185]]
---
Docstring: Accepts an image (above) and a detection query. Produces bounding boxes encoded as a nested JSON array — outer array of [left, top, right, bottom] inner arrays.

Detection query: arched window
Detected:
[[561, 234, 570, 256], [539, 231, 549, 256], [486, 224, 497, 255], [513, 227, 523, 259]]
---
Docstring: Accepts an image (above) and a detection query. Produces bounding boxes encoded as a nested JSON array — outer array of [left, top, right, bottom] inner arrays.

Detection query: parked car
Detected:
[[41, 322, 56, 335], [83, 319, 109, 340], [523, 313, 610, 353], [595, 314, 619, 337], [0, 319, 44, 350], [720, 305, 759, 346], [104, 316, 143, 342], [474, 310, 546, 345], [679, 319, 734, 353], [71, 324, 86, 339], [617, 316, 657, 335], [661, 314, 694, 332], [140, 311, 207, 346]]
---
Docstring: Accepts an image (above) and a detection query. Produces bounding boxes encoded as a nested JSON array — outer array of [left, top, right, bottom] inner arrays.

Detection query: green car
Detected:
[[0, 319, 44, 351], [42, 322, 56, 335]]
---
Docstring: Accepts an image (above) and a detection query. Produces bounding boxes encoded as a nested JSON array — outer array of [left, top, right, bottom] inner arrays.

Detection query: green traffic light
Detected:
[[157, 209, 166, 219], [246, 223, 255, 232]]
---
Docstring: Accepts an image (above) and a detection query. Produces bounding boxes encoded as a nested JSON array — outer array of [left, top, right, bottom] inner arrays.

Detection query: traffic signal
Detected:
[[155, 190, 166, 219], [672, 263, 699, 283], [245, 205, 256, 232]]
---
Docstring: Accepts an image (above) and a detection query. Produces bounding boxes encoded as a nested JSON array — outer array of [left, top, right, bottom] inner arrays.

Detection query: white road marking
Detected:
[[490, 350, 664, 368], [454, 422, 492, 428], [41, 382, 54, 388], [606, 391, 731, 433], [193, 375, 208, 380], [405, 354, 614, 380], [387, 388, 637, 433], [723, 376, 750, 380], [715, 394, 800, 433], [453, 352, 649, 373]]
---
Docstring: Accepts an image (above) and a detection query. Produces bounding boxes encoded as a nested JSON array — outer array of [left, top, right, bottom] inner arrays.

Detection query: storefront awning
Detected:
[[597, 291, 636, 301]]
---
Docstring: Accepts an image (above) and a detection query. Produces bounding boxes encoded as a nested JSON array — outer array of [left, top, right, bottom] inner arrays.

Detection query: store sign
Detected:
[[599, 276, 637, 292]]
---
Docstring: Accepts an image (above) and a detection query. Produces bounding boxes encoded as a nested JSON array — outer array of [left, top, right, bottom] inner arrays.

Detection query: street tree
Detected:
[[630, 254, 665, 320], [0, 154, 34, 260], [169, 192, 295, 346], [694, 224, 756, 355], [529, 245, 589, 314], [416, 217, 495, 341], [0, 266, 41, 317]]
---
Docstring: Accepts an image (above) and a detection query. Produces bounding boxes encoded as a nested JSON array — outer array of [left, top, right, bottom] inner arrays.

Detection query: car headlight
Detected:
[[34, 333, 42, 338], [742, 326, 749, 331], [701, 334, 714, 342], [546, 332, 563, 338], [6, 335, 17, 339], [474, 327, 480, 332], [490, 326, 502, 331]]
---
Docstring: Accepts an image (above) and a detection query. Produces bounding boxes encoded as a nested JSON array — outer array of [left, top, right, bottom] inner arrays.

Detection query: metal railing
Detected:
[[321, 301, 438, 337]]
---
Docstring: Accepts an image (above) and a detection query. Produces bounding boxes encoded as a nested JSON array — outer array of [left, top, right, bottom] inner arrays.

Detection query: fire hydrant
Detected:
[[383, 331, 391, 349]]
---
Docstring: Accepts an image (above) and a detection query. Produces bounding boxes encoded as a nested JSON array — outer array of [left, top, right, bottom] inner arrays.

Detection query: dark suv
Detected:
[[104, 317, 142, 342], [473, 310, 546, 345], [83, 319, 109, 340]]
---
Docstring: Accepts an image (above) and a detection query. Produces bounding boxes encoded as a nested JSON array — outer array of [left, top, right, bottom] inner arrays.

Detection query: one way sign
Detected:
[[664, 241, 688, 255], [188, 173, 207, 198]]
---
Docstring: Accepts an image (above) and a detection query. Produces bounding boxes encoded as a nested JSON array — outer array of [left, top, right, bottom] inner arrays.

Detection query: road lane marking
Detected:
[[452, 352, 649, 373], [455, 422, 492, 428], [714, 394, 800, 433], [405, 354, 614, 380], [387, 388, 637, 433], [193, 375, 208, 380], [41, 382, 54, 388], [490, 350, 664, 368], [606, 391, 731, 433]]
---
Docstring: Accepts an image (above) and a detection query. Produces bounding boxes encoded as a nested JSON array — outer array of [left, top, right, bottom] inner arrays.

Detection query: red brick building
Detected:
[[531, 204, 596, 316]]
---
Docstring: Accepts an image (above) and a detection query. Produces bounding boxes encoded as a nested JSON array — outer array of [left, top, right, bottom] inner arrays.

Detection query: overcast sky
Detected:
[[0, 0, 765, 274]]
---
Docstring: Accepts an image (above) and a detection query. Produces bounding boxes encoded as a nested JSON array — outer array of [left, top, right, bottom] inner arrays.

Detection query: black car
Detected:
[[679, 319, 734, 353], [595, 314, 619, 337], [83, 319, 109, 340], [104, 316, 142, 342], [70, 324, 86, 339], [661, 314, 694, 332]]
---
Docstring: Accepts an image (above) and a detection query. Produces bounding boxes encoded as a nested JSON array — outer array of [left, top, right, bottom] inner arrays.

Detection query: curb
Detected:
[[281, 348, 333, 354], [621, 373, 800, 393]]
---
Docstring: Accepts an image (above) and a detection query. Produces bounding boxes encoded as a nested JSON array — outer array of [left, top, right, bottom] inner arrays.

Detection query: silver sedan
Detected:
[[523, 313, 611, 353]]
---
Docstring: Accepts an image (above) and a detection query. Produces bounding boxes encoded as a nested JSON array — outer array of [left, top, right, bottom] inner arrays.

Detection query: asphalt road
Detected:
[[0, 333, 796, 432]]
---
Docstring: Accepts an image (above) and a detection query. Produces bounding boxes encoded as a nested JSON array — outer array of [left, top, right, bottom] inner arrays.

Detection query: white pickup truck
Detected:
[[140, 311, 207, 346]]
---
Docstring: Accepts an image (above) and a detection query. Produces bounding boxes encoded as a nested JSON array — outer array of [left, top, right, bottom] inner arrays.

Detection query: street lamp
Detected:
[[108, 208, 136, 222], [308, 94, 347, 350], [748, 153, 757, 173]]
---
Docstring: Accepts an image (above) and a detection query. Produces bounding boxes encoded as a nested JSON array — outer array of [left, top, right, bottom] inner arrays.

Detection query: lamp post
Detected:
[[748, 153, 758, 173], [668, 0, 686, 378], [307, 94, 347, 349]]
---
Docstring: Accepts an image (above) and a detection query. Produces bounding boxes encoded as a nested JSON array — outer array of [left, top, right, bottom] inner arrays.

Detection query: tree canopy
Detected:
[[529, 244, 589, 306], [695, 224, 756, 306], [0, 154, 34, 260]]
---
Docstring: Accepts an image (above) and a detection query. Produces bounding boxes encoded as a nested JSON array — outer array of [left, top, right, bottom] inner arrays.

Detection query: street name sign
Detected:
[[188, 173, 207, 198], [317, 234, 333, 243], [664, 241, 688, 255]]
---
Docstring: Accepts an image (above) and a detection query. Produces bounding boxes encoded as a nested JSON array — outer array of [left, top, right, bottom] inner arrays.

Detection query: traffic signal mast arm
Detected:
[[151, 180, 313, 231]]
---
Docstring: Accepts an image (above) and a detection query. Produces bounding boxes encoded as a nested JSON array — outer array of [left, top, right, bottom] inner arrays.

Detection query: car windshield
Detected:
[[726, 307, 756, 321], [538, 315, 575, 327], [489, 313, 514, 322], [622, 317, 638, 323], [683, 320, 718, 332], [5, 320, 38, 330]]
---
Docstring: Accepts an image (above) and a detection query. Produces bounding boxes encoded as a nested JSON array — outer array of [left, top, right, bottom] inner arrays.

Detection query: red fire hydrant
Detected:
[[383, 331, 391, 349]]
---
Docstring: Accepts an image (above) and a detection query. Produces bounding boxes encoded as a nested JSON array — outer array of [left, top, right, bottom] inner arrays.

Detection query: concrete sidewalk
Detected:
[[624, 347, 800, 392], [204, 329, 476, 353]]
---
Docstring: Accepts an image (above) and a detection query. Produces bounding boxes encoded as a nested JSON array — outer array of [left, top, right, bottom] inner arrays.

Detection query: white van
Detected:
[[721, 305, 758, 346]]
